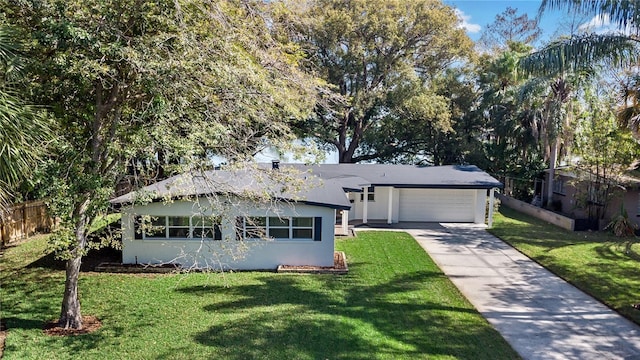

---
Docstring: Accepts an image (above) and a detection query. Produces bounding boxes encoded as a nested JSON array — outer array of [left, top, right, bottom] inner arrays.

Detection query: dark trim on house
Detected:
[[385, 184, 503, 190]]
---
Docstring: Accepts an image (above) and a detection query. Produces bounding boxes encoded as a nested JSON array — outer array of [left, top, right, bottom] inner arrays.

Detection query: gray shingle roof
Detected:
[[287, 164, 502, 190], [110, 167, 352, 210], [111, 164, 501, 210]]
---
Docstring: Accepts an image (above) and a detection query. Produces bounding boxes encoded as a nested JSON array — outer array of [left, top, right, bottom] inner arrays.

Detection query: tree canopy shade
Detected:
[[0, 25, 50, 208], [3, 0, 316, 329], [287, 0, 474, 163]]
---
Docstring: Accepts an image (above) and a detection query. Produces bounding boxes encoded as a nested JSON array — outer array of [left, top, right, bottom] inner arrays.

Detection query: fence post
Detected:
[[22, 202, 26, 240]]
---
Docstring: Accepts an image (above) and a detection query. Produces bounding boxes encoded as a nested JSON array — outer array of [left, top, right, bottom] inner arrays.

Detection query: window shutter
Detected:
[[313, 217, 322, 241], [235, 217, 244, 241]]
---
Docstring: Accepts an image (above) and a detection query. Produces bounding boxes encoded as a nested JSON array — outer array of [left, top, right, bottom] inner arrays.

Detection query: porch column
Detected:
[[363, 187, 368, 224], [387, 187, 393, 224], [342, 209, 349, 234], [488, 188, 495, 228]]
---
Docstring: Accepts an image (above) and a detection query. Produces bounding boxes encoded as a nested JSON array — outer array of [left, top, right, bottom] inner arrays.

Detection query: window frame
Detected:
[[359, 186, 375, 202], [134, 215, 222, 241], [239, 216, 317, 241], [552, 178, 565, 195]]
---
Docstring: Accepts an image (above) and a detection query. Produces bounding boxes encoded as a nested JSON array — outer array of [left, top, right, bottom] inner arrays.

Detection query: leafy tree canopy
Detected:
[[286, 0, 474, 163], [3, 0, 317, 329]]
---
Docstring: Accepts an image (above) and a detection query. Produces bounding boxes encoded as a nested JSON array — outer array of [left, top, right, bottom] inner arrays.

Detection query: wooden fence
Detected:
[[1, 200, 56, 246]]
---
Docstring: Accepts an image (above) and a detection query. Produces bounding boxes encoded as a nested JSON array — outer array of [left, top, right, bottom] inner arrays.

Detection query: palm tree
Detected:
[[0, 26, 49, 209], [518, 1, 640, 206], [521, 0, 639, 76], [618, 73, 640, 137]]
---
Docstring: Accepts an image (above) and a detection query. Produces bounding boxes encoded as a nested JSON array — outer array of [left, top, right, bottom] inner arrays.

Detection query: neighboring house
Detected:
[[544, 167, 640, 230], [111, 162, 502, 270]]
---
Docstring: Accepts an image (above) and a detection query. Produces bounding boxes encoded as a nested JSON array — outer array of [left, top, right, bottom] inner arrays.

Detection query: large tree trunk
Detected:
[[59, 198, 90, 329], [337, 116, 364, 164], [59, 253, 83, 329]]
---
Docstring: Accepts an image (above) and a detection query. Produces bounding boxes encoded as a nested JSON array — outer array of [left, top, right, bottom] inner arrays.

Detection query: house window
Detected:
[[553, 178, 565, 195], [168, 217, 190, 238], [238, 216, 320, 241], [134, 215, 222, 240], [587, 184, 603, 205], [192, 216, 222, 240], [360, 186, 375, 201], [244, 216, 267, 239]]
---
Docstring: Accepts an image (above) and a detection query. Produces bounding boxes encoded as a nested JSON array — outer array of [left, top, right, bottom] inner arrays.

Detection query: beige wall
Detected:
[[547, 175, 640, 229], [499, 194, 575, 231]]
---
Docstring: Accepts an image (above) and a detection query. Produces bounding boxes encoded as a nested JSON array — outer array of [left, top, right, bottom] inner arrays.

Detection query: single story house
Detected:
[[290, 164, 503, 233], [111, 163, 502, 270], [544, 166, 640, 230]]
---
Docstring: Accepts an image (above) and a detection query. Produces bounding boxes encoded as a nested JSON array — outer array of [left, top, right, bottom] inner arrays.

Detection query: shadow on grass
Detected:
[[25, 246, 122, 272], [1, 267, 63, 325], [491, 207, 597, 251], [177, 269, 511, 359], [595, 240, 640, 262], [494, 207, 640, 326], [2, 316, 46, 331], [2, 322, 107, 356]]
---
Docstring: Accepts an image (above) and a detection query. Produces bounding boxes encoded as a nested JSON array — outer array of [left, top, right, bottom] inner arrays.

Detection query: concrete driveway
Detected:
[[355, 223, 640, 360]]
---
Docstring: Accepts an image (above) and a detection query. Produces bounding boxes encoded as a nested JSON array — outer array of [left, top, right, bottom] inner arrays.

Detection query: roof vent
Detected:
[[272, 160, 280, 170]]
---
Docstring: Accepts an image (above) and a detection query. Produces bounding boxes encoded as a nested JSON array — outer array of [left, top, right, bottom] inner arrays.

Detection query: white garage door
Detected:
[[398, 189, 476, 222]]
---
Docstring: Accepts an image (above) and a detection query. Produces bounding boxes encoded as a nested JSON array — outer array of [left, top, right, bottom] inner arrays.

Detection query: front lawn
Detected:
[[490, 206, 640, 324], [1, 231, 518, 359]]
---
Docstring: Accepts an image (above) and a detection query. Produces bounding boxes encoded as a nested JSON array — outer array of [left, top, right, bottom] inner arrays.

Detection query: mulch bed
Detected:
[[277, 251, 348, 274], [94, 262, 181, 273], [43, 316, 102, 336]]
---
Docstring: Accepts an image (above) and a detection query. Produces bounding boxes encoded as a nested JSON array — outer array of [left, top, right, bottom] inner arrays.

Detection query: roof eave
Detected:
[[372, 183, 504, 189]]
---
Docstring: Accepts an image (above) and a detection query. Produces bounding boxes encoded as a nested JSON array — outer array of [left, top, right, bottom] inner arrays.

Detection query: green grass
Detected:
[[490, 206, 640, 324], [88, 213, 121, 233], [1, 231, 518, 360]]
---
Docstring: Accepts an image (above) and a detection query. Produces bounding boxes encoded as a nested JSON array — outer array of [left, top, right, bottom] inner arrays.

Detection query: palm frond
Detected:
[[0, 88, 49, 199], [0, 25, 50, 208], [540, 0, 640, 29], [520, 34, 639, 77], [0, 26, 24, 78], [516, 77, 547, 103]]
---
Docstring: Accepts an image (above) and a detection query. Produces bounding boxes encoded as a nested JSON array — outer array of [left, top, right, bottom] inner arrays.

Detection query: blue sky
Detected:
[[445, 0, 610, 45]]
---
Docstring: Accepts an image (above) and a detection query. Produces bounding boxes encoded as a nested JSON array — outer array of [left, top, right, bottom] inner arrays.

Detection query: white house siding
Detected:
[[474, 189, 488, 224], [120, 199, 336, 270], [348, 186, 399, 222], [347, 187, 489, 224], [398, 189, 479, 222]]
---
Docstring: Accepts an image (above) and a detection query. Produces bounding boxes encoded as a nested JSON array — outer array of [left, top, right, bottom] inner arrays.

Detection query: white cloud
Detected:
[[578, 14, 611, 32], [578, 14, 633, 35], [454, 9, 481, 33]]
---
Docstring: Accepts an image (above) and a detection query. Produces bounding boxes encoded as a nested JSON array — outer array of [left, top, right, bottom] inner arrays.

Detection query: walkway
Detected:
[[357, 223, 640, 360]]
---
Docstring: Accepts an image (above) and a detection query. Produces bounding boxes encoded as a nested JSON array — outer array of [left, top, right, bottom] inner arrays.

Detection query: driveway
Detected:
[[355, 223, 640, 360]]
